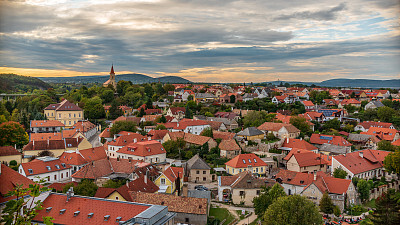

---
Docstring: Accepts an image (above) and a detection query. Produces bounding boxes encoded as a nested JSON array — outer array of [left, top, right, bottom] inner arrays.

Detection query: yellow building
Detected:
[[154, 166, 184, 194], [22, 137, 92, 157], [44, 100, 83, 128], [225, 153, 268, 176], [236, 127, 265, 141], [0, 146, 23, 165]]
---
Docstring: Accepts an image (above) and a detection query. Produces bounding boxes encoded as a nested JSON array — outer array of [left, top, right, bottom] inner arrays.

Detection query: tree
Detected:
[[74, 179, 98, 197], [357, 179, 370, 203], [155, 124, 167, 130], [263, 195, 323, 225], [103, 179, 127, 188], [84, 96, 105, 119], [289, 116, 311, 134], [383, 149, 400, 175], [253, 183, 286, 217], [201, 127, 213, 138], [377, 106, 396, 122], [204, 112, 213, 117], [333, 167, 348, 179], [243, 111, 267, 127], [378, 140, 398, 152], [0, 121, 29, 148], [369, 189, 400, 225], [157, 115, 167, 123], [185, 105, 193, 119], [323, 118, 341, 131], [10, 108, 20, 122], [110, 121, 137, 136], [1, 180, 54, 225], [163, 84, 175, 92], [230, 95, 236, 103], [187, 95, 194, 101], [108, 100, 123, 120], [319, 191, 334, 214], [0, 102, 11, 120], [100, 89, 114, 104]]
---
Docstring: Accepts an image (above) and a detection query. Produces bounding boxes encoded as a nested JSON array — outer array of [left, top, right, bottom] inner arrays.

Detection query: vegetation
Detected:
[[357, 179, 370, 203], [253, 183, 286, 217], [103, 179, 128, 188], [369, 189, 400, 225], [263, 195, 323, 225], [71, 179, 98, 197], [319, 192, 334, 214], [384, 150, 400, 175], [110, 121, 137, 136], [0, 121, 29, 148], [333, 167, 348, 179], [0, 74, 52, 93], [208, 206, 235, 225]]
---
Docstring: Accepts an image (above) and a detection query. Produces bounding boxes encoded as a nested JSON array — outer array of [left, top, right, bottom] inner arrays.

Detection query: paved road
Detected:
[[88, 131, 102, 147]]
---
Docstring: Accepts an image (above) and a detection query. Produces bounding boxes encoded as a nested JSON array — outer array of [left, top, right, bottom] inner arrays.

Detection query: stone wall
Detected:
[[369, 180, 400, 201], [240, 139, 285, 153]]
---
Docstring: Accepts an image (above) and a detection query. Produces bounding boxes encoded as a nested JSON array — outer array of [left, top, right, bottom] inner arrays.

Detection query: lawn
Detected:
[[208, 206, 235, 225], [236, 210, 250, 220], [363, 199, 376, 209]]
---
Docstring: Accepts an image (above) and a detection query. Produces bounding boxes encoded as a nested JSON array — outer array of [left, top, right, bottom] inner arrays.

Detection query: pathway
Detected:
[[211, 202, 257, 225]]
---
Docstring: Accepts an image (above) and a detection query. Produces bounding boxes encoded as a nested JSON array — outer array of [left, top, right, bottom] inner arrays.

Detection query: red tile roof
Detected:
[[59, 152, 87, 166], [333, 149, 390, 175], [72, 120, 96, 133], [219, 139, 241, 151], [184, 133, 212, 146], [361, 127, 398, 141], [0, 146, 21, 156], [0, 164, 35, 203], [282, 138, 318, 151], [162, 166, 184, 183], [169, 107, 186, 115], [33, 193, 150, 225], [117, 140, 166, 157], [257, 122, 300, 133], [99, 128, 112, 139], [310, 133, 352, 146], [147, 129, 168, 140], [20, 158, 71, 176], [300, 112, 324, 121], [213, 131, 236, 140], [23, 137, 85, 151], [286, 151, 329, 167], [145, 108, 162, 115], [283, 148, 311, 161], [275, 169, 314, 186], [340, 99, 361, 105], [30, 132, 63, 141], [302, 101, 314, 107], [113, 116, 141, 124], [108, 133, 148, 147], [358, 121, 393, 130], [44, 100, 82, 111], [225, 153, 267, 168], [308, 171, 352, 195], [30, 120, 65, 128]]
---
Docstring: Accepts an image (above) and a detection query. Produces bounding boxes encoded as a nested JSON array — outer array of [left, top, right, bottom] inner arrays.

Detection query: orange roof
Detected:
[[289, 151, 329, 167], [31, 132, 63, 141], [117, 140, 166, 157], [184, 133, 212, 146], [275, 169, 314, 186], [392, 138, 400, 146], [340, 98, 361, 105], [30, 120, 65, 128], [0, 164, 35, 203], [282, 138, 318, 151], [147, 129, 168, 140], [333, 149, 389, 175], [44, 100, 82, 111], [358, 121, 393, 129], [283, 148, 311, 161], [23, 137, 85, 151], [108, 133, 148, 146], [213, 131, 236, 140], [306, 171, 352, 195], [99, 128, 112, 139], [219, 139, 241, 151], [0, 146, 21, 156], [225, 153, 267, 168], [71, 120, 96, 133], [302, 101, 314, 107], [361, 127, 398, 141], [258, 122, 300, 133], [163, 166, 184, 183], [310, 134, 352, 146], [21, 158, 72, 176]]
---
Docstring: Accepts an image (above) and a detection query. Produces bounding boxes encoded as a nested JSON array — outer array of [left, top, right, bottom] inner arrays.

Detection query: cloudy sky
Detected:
[[0, 0, 399, 82]]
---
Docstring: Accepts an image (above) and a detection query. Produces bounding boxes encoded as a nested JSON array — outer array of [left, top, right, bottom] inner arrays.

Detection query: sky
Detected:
[[0, 0, 399, 83]]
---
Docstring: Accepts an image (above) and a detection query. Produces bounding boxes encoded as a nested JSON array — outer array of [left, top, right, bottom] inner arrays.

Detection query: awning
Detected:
[[158, 185, 168, 193]]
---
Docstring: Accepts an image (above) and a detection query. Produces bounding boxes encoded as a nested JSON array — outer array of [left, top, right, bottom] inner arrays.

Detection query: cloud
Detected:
[[274, 3, 347, 21]]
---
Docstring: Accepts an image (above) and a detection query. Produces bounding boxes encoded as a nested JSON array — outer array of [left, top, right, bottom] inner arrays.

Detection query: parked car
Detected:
[[194, 185, 208, 191]]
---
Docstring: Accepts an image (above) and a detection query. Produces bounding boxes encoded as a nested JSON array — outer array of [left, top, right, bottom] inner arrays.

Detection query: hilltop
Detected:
[[0, 74, 52, 93], [265, 78, 400, 88], [38, 73, 191, 84]]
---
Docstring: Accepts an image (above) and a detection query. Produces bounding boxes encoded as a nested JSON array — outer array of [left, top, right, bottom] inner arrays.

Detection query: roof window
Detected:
[[46, 166, 51, 171], [28, 169, 33, 174], [55, 165, 60, 169], [88, 213, 94, 218], [60, 209, 66, 214], [104, 215, 110, 221], [242, 159, 246, 164], [74, 211, 80, 216], [254, 159, 257, 163], [61, 163, 66, 168], [46, 207, 52, 212], [116, 217, 122, 222], [248, 159, 251, 163]]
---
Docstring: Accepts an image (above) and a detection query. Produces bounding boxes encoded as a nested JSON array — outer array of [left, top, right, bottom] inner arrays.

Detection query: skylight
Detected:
[[28, 169, 33, 174], [242, 159, 246, 164], [55, 165, 60, 169], [46, 166, 51, 171]]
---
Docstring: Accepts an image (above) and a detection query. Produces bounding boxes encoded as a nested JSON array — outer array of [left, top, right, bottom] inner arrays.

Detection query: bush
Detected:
[[333, 205, 341, 217], [9, 160, 17, 166]]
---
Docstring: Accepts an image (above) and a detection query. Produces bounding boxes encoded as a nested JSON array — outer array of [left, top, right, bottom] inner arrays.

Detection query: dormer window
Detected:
[[55, 165, 60, 169], [46, 166, 51, 171], [242, 160, 246, 164], [88, 213, 94, 218], [116, 217, 122, 222], [254, 159, 257, 163], [248, 159, 251, 163], [104, 215, 110, 221], [61, 163, 66, 168], [28, 169, 33, 174]]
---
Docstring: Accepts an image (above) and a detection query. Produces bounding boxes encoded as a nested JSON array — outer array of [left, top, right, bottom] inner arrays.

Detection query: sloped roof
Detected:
[[358, 121, 393, 129], [0, 164, 35, 203], [333, 149, 389, 175], [31, 132, 63, 141], [117, 140, 166, 157], [0, 146, 21, 156], [219, 139, 241, 151], [290, 152, 329, 167], [109, 133, 148, 147], [147, 129, 168, 140], [231, 172, 276, 189], [23, 137, 85, 151], [162, 166, 184, 183], [30, 120, 65, 128], [48, 181, 78, 192], [310, 133, 352, 146], [44, 100, 82, 111], [282, 138, 318, 151], [275, 169, 314, 186], [304, 171, 351, 195], [213, 131, 236, 140], [257, 122, 300, 133], [361, 127, 398, 141], [236, 127, 264, 136], [100, 128, 112, 138], [186, 154, 211, 170], [21, 158, 71, 176], [184, 133, 212, 146], [225, 153, 267, 168]]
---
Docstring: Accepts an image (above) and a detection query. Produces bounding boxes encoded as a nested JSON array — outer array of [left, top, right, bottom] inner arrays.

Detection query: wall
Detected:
[[232, 188, 260, 206], [0, 154, 23, 165], [175, 212, 207, 225], [369, 180, 400, 201], [189, 169, 212, 183]]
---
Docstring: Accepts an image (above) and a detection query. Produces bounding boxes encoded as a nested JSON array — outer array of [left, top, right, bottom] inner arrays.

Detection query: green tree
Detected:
[[187, 95, 194, 101], [0, 115, 7, 123], [0, 121, 29, 148], [323, 118, 341, 131], [108, 100, 123, 120], [103, 179, 127, 188], [357, 179, 370, 203], [289, 116, 311, 134], [155, 124, 167, 130], [201, 127, 213, 138], [163, 84, 175, 92], [185, 105, 193, 119], [263, 195, 323, 225], [117, 80, 132, 96], [230, 95, 236, 103], [204, 112, 213, 117], [110, 121, 137, 136], [100, 89, 114, 104], [369, 189, 400, 225], [144, 84, 154, 98], [377, 106, 396, 122], [243, 111, 267, 127], [378, 140, 398, 151], [253, 183, 286, 217], [1, 180, 54, 225], [383, 149, 400, 175], [158, 115, 167, 123], [84, 96, 105, 119], [319, 191, 334, 214], [0, 102, 11, 120], [10, 108, 20, 122], [333, 167, 348, 179], [74, 179, 98, 197]]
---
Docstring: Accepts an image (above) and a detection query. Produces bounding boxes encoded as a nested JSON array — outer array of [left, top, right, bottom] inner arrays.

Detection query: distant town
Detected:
[[0, 66, 399, 225]]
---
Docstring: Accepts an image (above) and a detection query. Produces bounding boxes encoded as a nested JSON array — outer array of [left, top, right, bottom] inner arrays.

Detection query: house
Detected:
[[170, 119, 211, 135], [214, 112, 240, 120], [347, 133, 375, 149], [43, 100, 84, 128], [310, 134, 352, 153], [31, 192, 176, 225], [18, 156, 72, 183], [184, 154, 212, 183], [355, 121, 395, 132], [182, 90, 195, 101], [30, 132, 63, 141], [69, 120, 98, 140], [219, 139, 241, 159], [364, 101, 385, 110], [30, 120, 65, 133], [274, 169, 315, 195], [206, 117, 239, 130], [317, 109, 345, 121], [107, 132, 149, 158], [130, 191, 207, 225], [257, 122, 300, 139], [331, 149, 390, 180], [22, 137, 92, 158], [154, 166, 184, 194], [283, 149, 329, 173], [338, 99, 361, 108], [204, 120, 226, 131], [99, 127, 113, 142], [323, 99, 338, 106], [361, 127, 399, 142], [217, 171, 276, 206], [301, 101, 315, 110], [300, 171, 358, 211], [163, 132, 217, 150], [0, 146, 22, 165], [300, 111, 325, 123], [59, 146, 107, 173], [213, 131, 236, 140], [0, 164, 35, 204], [194, 93, 217, 103], [236, 127, 264, 141], [225, 153, 268, 175], [166, 107, 186, 120], [281, 138, 318, 154], [274, 113, 315, 131], [272, 95, 289, 104], [147, 129, 168, 143], [116, 140, 167, 164], [112, 115, 141, 126]]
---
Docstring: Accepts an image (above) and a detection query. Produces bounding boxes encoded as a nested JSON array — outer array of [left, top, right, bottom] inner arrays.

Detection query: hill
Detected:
[[265, 78, 400, 88], [38, 73, 191, 84], [0, 74, 52, 93]]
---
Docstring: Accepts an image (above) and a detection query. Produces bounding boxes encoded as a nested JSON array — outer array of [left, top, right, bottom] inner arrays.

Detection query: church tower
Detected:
[[103, 64, 117, 89]]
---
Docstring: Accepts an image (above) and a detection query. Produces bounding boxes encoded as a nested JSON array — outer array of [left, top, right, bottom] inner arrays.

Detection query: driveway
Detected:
[[88, 131, 102, 147]]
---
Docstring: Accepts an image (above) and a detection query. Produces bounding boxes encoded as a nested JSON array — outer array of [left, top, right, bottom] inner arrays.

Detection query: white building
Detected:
[[18, 156, 72, 183]]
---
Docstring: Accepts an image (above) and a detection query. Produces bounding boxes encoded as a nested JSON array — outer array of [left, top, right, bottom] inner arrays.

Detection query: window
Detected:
[[116, 197, 119, 200], [240, 191, 245, 196], [55, 165, 60, 169], [254, 158, 257, 163], [46, 166, 51, 171], [248, 159, 251, 163], [242, 160, 246, 164], [69, 113, 71, 118], [261, 167, 263, 172], [59, 114, 61, 118], [54, 175, 57, 180], [61, 173, 63, 179], [203, 177, 206, 181], [28, 169, 33, 174], [203, 171, 206, 174], [196, 171, 200, 174], [47, 176, 50, 181], [185, 218, 189, 223], [239, 169, 242, 172], [257, 190, 261, 195], [69, 121, 71, 125], [256, 168, 259, 173], [61, 163, 66, 168], [161, 178, 166, 185], [66, 172, 69, 177]]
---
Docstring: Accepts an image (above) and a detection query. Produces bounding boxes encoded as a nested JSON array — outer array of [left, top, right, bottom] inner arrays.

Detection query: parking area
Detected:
[[187, 181, 218, 190]]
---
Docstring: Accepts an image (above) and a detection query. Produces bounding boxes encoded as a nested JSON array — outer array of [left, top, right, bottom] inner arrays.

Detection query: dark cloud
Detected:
[[275, 3, 346, 21]]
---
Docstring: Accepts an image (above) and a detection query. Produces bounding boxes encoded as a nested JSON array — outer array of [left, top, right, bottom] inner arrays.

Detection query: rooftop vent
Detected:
[[46, 207, 52, 212], [88, 213, 94, 218], [60, 209, 66, 214], [104, 215, 110, 221], [74, 211, 80, 216], [116, 217, 122, 222]]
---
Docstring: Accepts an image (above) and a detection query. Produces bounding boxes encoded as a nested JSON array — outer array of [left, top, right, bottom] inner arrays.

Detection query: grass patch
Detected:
[[208, 206, 235, 225], [363, 199, 376, 209], [236, 210, 249, 220]]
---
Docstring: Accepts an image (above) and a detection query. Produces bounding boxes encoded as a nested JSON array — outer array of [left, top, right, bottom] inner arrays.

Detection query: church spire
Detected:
[[110, 64, 115, 74]]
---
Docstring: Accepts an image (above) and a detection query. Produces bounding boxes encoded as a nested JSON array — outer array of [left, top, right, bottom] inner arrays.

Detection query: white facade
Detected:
[[171, 124, 211, 135], [18, 165, 72, 183], [116, 152, 166, 164]]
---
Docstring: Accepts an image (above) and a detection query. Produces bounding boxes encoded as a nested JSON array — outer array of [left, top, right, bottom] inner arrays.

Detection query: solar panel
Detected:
[[320, 136, 333, 141]]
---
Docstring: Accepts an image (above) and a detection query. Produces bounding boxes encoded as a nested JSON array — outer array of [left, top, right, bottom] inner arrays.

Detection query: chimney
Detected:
[[148, 136, 151, 141], [33, 139, 35, 146], [287, 138, 289, 144], [359, 151, 363, 158], [134, 138, 137, 143], [66, 187, 74, 202], [144, 170, 148, 184], [313, 171, 317, 181]]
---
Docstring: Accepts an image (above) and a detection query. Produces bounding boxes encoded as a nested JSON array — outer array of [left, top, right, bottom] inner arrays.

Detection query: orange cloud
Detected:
[[0, 67, 135, 77]]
